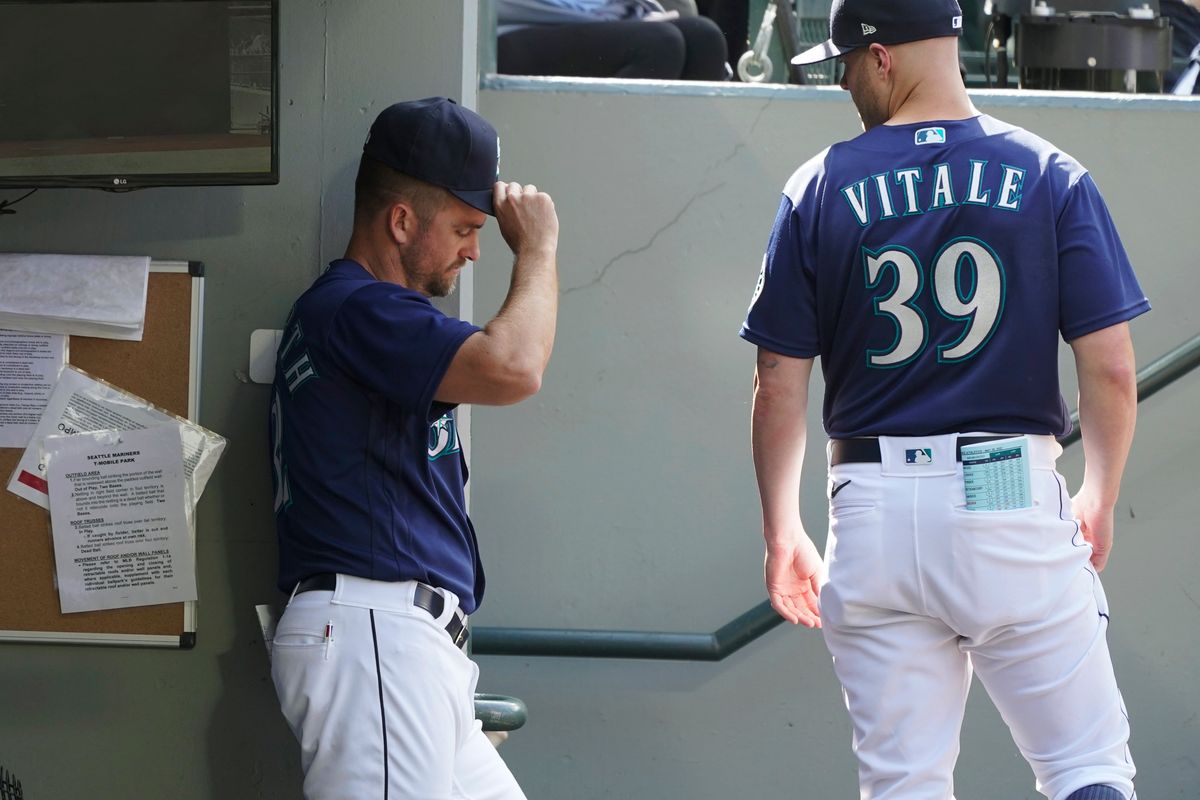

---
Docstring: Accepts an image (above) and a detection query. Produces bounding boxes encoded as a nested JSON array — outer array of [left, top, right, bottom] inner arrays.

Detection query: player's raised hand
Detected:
[[765, 535, 823, 628], [493, 181, 558, 258]]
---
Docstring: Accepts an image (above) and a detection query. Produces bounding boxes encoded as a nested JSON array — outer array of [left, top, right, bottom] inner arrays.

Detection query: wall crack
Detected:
[[562, 182, 726, 296], [702, 95, 777, 178]]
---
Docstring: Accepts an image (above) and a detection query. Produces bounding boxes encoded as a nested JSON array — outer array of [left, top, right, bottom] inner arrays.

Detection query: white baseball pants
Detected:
[[820, 434, 1135, 800], [271, 575, 526, 800]]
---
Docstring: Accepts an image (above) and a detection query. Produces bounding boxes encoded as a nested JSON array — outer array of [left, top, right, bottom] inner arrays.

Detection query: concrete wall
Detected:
[[470, 84, 1200, 799], [0, 3, 1196, 798]]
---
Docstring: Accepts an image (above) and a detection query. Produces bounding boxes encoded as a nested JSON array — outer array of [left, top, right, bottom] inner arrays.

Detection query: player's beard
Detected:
[[399, 230, 466, 298], [844, 60, 890, 132], [852, 91, 889, 132], [422, 264, 462, 298]]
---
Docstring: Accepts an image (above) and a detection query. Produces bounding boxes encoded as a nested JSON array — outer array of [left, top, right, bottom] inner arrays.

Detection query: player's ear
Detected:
[[869, 43, 890, 80], [386, 202, 418, 245]]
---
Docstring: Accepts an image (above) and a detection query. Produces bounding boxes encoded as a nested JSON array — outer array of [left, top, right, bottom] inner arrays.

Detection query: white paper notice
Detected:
[[7, 366, 225, 510], [45, 427, 197, 613], [0, 329, 67, 447]]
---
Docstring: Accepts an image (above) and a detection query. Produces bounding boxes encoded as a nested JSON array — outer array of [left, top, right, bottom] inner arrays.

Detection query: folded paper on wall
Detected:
[[6, 366, 226, 512], [0, 253, 150, 341]]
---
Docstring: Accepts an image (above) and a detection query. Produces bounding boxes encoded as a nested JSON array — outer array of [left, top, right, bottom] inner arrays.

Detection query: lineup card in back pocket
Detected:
[[960, 436, 1032, 511]]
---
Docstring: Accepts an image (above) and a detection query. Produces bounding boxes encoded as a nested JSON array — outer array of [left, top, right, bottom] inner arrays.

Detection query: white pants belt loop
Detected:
[[329, 573, 463, 622]]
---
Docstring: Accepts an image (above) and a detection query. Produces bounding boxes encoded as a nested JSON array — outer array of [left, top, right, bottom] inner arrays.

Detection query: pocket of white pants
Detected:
[[272, 628, 327, 648], [951, 501, 1042, 515], [828, 478, 877, 519], [951, 466, 1062, 514], [273, 601, 333, 651]]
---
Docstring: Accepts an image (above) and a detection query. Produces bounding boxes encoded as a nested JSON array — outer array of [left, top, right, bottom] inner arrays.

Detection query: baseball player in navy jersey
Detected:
[[741, 1, 1149, 798], [268, 97, 557, 799]]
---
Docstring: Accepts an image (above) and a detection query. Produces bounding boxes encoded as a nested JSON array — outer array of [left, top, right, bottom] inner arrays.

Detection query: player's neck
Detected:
[[344, 230, 410, 289], [886, 80, 978, 127]]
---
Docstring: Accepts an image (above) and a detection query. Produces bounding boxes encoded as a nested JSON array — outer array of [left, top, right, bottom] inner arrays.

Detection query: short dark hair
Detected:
[[353, 155, 448, 227]]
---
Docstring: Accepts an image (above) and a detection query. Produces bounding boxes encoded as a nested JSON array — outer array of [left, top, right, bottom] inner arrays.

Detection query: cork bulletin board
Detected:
[[0, 262, 204, 647]]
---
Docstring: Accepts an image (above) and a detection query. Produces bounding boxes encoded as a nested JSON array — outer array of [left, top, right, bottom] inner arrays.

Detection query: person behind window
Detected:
[[659, 0, 750, 73], [496, 0, 729, 81], [696, 0, 749, 74], [658, 0, 699, 13], [1162, 0, 1200, 93]]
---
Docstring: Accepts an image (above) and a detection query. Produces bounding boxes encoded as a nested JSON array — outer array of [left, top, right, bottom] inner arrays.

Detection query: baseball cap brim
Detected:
[[791, 39, 855, 66], [450, 187, 495, 217]]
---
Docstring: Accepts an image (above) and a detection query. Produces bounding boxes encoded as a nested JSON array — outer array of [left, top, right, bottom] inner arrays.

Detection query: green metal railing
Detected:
[[474, 693, 528, 731], [474, 332, 1200, 662], [474, 599, 784, 661], [1061, 332, 1200, 447]]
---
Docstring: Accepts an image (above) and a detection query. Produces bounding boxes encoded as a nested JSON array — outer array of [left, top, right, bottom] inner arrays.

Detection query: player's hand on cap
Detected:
[[765, 535, 823, 628], [494, 181, 558, 258]]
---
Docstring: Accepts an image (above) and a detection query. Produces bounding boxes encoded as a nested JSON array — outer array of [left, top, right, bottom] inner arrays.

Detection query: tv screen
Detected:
[[0, 0, 278, 189]]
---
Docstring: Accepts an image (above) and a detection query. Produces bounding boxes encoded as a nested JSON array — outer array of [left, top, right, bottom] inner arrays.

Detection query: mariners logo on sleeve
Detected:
[[428, 413, 462, 461], [749, 255, 767, 308]]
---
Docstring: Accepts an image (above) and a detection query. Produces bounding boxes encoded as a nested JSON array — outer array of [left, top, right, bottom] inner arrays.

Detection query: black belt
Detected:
[[829, 435, 1010, 466], [295, 574, 469, 650]]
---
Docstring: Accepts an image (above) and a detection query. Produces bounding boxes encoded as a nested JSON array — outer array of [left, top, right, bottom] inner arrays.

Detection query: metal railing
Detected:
[[474, 332, 1200, 661], [474, 693, 529, 731], [474, 599, 784, 661], [1061, 332, 1200, 447]]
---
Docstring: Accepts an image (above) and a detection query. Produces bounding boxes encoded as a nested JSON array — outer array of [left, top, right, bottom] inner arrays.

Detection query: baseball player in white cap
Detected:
[[741, 0, 1148, 798]]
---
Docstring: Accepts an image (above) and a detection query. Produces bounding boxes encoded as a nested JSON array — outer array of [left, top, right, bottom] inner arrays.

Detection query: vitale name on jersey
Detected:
[[840, 160, 1026, 227]]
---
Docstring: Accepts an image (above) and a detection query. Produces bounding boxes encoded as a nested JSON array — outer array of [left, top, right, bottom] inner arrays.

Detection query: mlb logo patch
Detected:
[[915, 127, 946, 145], [905, 448, 933, 465]]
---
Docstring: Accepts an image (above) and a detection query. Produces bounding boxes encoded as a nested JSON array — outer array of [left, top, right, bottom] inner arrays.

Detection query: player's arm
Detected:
[[436, 182, 559, 406], [751, 347, 822, 628], [1069, 321, 1138, 571]]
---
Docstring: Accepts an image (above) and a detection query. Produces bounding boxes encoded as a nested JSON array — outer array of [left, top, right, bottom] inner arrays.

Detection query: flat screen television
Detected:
[[0, 0, 278, 190]]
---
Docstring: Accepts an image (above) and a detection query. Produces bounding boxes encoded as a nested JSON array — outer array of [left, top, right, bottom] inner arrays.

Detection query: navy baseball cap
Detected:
[[363, 97, 500, 216], [791, 0, 964, 65]]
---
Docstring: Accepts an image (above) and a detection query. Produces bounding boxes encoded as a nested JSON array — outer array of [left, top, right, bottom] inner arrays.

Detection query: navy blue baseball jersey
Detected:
[[741, 114, 1150, 438], [269, 259, 486, 612]]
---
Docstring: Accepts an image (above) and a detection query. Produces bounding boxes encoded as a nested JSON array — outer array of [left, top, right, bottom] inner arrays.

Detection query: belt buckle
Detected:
[[453, 616, 469, 649]]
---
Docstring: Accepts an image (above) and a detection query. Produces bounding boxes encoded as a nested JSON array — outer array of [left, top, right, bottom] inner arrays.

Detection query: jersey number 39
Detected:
[[864, 236, 1005, 368]]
